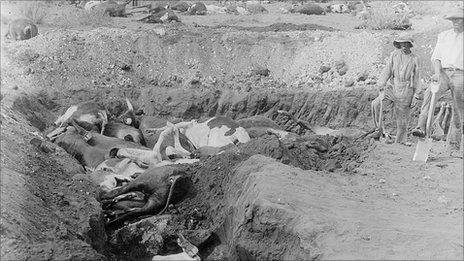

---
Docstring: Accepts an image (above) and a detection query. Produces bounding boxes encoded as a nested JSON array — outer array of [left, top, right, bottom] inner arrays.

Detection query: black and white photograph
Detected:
[[1, 0, 463, 260]]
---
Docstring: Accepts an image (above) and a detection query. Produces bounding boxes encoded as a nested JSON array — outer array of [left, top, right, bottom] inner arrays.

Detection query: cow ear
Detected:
[[125, 98, 134, 112]]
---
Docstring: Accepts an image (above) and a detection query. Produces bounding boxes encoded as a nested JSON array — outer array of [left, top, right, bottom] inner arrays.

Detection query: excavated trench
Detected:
[[1, 24, 385, 260], [6, 88, 374, 260]]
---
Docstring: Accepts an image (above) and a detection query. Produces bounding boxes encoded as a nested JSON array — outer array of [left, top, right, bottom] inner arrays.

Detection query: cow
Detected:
[[5, 18, 38, 41], [114, 116, 251, 164], [112, 121, 197, 165], [186, 2, 207, 15], [170, 1, 190, 12], [237, 115, 291, 139], [51, 101, 108, 135], [147, 116, 251, 148], [50, 122, 148, 190], [84, 0, 103, 11], [205, 5, 227, 15], [99, 165, 185, 227], [291, 3, 326, 15], [92, 0, 133, 17], [51, 121, 145, 169], [327, 4, 350, 13]]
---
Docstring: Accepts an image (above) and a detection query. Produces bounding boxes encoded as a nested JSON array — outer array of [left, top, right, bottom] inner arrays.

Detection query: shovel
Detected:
[[377, 90, 388, 143], [413, 81, 440, 162]]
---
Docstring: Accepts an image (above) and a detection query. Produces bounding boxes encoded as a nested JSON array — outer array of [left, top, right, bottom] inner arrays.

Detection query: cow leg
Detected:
[[54, 105, 78, 126], [99, 111, 108, 135], [46, 126, 67, 141], [172, 125, 192, 158], [152, 124, 174, 162]]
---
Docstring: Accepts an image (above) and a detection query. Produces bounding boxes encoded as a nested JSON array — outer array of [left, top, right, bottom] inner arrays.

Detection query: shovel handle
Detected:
[[425, 83, 439, 138]]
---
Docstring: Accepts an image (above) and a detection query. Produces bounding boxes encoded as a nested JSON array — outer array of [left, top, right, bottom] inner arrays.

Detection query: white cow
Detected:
[[84, 0, 104, 11], [205, 4, 227, 14]]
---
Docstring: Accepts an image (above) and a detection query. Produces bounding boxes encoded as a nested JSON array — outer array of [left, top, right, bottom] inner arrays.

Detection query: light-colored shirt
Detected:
[[431, 29, 463, 70], [379, 49, 419, 91]]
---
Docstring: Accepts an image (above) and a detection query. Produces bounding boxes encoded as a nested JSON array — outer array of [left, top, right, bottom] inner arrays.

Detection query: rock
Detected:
[[357, 71, 369, 82], [319, 65, 331, 74], [334, 60, 346, 70], [344, 78, 355, 87], [251, 67, 270, 77], [337, 65, 348, 76], [109, 215, 171, 259]]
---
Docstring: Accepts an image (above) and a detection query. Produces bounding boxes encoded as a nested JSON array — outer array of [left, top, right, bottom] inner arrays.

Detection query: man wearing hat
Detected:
[[371, 33, 420, 145], [411, 8, 463, 157]]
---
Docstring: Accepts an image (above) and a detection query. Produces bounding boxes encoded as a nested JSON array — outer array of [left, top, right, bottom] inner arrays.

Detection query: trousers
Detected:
[[372, 81, 414, 143], [416, 70, 463, 151]]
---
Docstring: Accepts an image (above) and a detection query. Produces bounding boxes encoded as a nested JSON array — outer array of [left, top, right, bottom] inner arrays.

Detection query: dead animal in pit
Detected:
[[50, 101, 108, 136], [99, 166, 186, 227], [5, 18, 38, 41], [51, 122, 145, 170]]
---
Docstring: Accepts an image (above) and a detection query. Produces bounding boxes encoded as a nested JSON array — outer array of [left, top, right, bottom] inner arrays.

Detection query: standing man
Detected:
[[371, 34, 419, 145], [411, 8, 463, 157]]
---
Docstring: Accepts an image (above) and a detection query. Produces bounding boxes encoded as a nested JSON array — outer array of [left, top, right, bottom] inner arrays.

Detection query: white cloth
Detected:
[[431, 29, 463, 70]]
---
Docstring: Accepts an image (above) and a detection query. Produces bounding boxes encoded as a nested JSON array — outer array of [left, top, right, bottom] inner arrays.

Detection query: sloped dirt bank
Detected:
[[1, 100, 108, 260]]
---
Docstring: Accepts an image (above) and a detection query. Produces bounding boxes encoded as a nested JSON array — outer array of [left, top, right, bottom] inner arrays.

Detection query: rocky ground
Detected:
[[1, 1, 463, 260]]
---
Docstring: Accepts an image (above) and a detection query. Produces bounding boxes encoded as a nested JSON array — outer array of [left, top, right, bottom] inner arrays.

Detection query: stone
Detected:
[[344, 78, 355, 87], [109, 215, 171, 260], [319, 65, 331, 74], [337, 65, 348, 76]]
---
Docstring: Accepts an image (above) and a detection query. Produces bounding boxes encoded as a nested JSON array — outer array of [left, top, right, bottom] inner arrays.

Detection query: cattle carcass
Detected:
[[171, 1, 190, 12], [246, 3, 268, 14], [186, 2, 207, 15], [84, 0, 103, 11], [327, 4, 350, 13], [237, 115, 291, 139], [205, 4, 227, 15], [99, 165, 185, 226], [291, 3, 326, 15], [117, 116, 250, 164], [6, 18, 38, 41], [51, 101, 108, 135], [139, 9, 180, 23], [113, 122, 196, 165], [92, 0, 132, 17]]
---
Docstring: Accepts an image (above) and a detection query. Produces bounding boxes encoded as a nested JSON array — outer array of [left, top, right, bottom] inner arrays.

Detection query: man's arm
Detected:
[[430, 32, 444, 82]]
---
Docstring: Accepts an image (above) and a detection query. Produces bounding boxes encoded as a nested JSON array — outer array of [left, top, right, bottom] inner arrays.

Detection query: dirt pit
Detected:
[[2, 90, 373, 260], [2, 2, 462, 260]]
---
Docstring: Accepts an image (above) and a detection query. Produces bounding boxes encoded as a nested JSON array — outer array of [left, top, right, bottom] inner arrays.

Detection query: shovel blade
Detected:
[[413, 138, 433, 162]]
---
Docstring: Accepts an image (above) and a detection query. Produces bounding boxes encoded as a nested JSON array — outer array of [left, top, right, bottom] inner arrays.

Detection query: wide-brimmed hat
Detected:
[[444, 8, 464, 20], [393, 34, 414, 48]]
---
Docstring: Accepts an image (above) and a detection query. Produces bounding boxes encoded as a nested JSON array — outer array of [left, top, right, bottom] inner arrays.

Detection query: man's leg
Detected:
[[412, 75, 449, 137], [446, 70, 464, 156]]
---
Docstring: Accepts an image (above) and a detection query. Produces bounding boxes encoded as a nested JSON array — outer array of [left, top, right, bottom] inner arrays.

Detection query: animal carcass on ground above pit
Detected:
[[5, 18, 38, 41]]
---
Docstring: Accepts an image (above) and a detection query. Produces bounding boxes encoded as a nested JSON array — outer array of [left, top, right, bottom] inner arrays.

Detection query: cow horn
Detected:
[[125, 98, 134, 112]]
